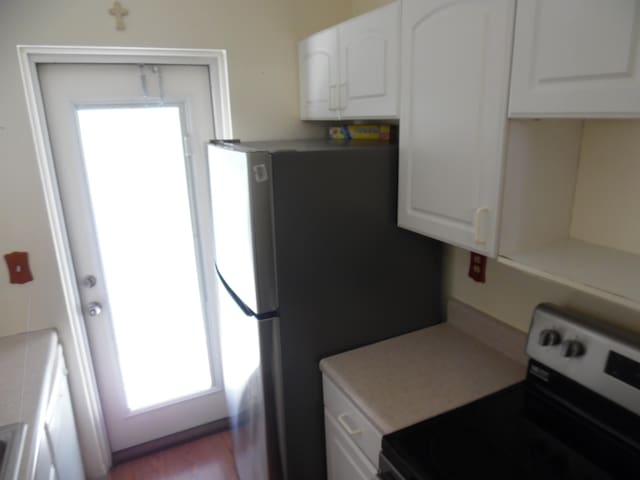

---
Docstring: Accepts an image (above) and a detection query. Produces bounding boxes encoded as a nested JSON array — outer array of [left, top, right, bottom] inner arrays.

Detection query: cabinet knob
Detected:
[[561, 340, 585, 358], [538, 329, 562, 347]]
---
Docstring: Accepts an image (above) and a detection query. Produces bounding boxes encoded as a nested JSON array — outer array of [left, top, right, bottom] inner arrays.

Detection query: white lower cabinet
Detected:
[[322, 376, 382, 480], [34, 348, 85, 480], [325, 411, 377, 480]]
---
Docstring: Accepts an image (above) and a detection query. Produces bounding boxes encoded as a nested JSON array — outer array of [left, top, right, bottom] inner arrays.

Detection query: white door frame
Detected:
[[17, 45, 233, 477]]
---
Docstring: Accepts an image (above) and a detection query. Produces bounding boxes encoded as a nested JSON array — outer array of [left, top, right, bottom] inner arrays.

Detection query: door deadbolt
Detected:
[[87, 302, 102, 317]]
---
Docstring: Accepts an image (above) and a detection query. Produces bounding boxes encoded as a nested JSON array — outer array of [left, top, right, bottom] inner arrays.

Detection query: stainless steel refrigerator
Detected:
[[208, 140, 442, 480]]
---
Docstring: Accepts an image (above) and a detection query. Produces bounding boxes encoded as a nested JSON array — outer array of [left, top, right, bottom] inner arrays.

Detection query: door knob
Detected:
[[87, 302, 103, 317]]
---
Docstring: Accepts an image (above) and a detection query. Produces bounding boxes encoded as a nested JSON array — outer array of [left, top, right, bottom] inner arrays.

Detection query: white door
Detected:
[[38, 63, 227, 452], [338, 1, 400, 119], [397, 0, 514, 257], [299, 27, 340, 120], [509, 0, 640, 117]]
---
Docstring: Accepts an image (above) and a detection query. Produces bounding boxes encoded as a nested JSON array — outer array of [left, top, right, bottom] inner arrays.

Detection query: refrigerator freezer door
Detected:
[[208, 144, 277, 315]]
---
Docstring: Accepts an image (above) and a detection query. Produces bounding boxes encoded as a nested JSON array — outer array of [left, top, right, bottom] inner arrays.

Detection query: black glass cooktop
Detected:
[[382, 382, 640, 480]]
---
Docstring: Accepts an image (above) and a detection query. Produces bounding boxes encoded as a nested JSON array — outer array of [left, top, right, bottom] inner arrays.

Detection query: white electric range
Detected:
[[381, 304, 640, 479]]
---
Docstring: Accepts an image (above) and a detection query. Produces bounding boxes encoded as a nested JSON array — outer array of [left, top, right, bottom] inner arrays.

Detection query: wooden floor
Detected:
[[108, 430, 239, 480]]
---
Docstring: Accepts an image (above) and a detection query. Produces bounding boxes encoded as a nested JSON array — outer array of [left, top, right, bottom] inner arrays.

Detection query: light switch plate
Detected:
[[4, 251, 33, 284]]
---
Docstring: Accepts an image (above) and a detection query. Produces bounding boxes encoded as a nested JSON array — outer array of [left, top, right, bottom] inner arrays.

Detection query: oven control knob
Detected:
[[561, 340, 585, 358], [538, 329, 562, 347]]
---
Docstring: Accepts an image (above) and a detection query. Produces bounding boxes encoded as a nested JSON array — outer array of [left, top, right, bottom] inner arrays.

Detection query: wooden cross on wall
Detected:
[[109, 1, 129, 31]]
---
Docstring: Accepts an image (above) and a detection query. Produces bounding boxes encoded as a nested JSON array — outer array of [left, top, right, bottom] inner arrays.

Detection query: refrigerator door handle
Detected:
[[216, 265, 278, 320], [216, 265, 256, 317]]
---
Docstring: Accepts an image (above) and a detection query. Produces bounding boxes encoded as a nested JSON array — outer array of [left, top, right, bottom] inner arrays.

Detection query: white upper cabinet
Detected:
[[299, 2, 400, 120], [510, 0, 640, 117], [337, 2, 400, 118], [299, 28, 340, 120], [397, 0, 515, 257]]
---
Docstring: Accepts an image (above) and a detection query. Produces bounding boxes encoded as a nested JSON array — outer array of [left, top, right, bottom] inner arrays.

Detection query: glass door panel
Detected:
[[77, 106, 212, 411]]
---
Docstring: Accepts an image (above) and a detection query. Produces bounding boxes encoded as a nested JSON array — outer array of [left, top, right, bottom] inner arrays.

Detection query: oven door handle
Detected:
[[378, 452, 407, 480]]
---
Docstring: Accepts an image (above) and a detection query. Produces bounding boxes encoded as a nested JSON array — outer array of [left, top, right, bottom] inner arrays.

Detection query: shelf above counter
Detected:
[[499, 238, 640, 312]]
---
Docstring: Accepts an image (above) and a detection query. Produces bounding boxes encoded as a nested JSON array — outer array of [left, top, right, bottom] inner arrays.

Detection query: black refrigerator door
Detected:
[[208, 143, 278, 316]]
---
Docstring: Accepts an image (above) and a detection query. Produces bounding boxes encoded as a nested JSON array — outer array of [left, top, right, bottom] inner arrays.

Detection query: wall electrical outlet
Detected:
[[468, 252, 487, 283]]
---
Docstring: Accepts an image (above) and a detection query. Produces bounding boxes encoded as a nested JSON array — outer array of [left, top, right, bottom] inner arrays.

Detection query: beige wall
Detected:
[[295, 1, 354, 38], [0, 0, 386, 339], [571, 120, 640, 256], [446, 116, 640, 336], [446, 119, 640, 336], [0, 0, 352, 336], [352, 0, 395, 16], [5, 0, 638, 475], [0, 1, 352, 477], [445, 246, 640, 335]]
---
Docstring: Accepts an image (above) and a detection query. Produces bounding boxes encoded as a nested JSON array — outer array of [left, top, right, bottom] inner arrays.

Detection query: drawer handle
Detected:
[[337, 413, 361, 436]]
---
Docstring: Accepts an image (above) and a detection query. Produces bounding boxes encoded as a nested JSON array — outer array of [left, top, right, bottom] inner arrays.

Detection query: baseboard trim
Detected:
[[112, 417, 231, 465]]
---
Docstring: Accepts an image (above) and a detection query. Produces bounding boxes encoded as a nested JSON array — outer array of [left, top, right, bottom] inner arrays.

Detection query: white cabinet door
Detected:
[[299, 28, 340, 120], [45, 350, 85, 480], [324, 411, 377, 480], [34, 432, 57, 480], [338, 1, 400, 118], [510, 0, 640, 117], [398, 0, 514, 257]]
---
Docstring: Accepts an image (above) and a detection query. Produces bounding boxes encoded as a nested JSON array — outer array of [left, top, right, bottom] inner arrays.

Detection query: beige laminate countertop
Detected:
[[320, 303, 528, 434], [0, 329, 59, 479]]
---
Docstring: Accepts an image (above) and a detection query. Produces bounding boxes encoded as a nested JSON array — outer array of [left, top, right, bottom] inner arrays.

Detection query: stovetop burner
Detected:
[[382, 383, 624, 480], [429, 428, 515, 477], [427, 422, 610, 480]]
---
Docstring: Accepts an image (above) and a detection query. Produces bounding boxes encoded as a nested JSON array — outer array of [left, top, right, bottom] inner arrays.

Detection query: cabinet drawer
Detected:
[[322, 376, 382, 466], [324, 410, 378, 480]]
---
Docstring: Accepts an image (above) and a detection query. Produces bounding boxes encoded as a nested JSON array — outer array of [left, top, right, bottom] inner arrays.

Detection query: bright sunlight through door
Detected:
[[77, 106, 213, 411]]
